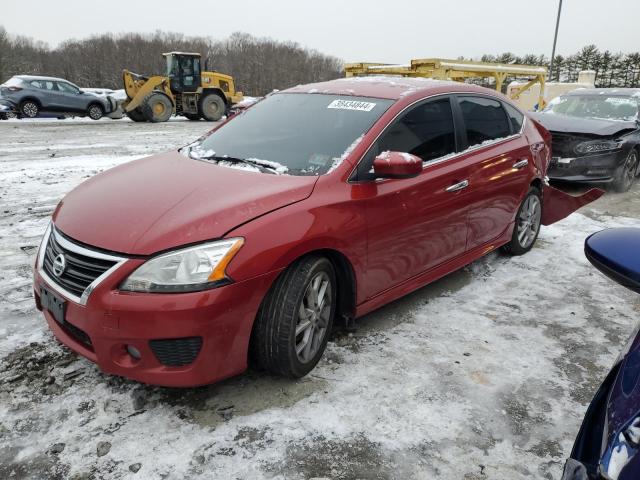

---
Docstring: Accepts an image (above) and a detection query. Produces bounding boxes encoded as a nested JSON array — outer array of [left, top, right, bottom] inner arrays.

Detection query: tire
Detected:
[[184, 113, 201, 121], [20, 100, 39, 118], [612, 149, 639, 193], [502, 186, 542, 256], [250, 255, 337, 378], [87, 103, 104, 120], [126, 108, 146, 122], [199, 93, 226, 121], [141, 92, 173, 123]]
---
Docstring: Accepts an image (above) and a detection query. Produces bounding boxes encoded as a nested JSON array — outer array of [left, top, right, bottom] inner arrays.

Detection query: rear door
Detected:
[[455, 95, 534, 250], [352, 96, 472, 299]]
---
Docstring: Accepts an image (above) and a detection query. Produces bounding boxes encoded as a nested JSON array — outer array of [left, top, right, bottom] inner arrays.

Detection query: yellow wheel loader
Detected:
[[122, 52, 243, 123]]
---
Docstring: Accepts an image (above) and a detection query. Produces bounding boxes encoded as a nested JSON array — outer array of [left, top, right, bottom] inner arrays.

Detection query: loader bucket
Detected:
[[541, 184, 604, 226]]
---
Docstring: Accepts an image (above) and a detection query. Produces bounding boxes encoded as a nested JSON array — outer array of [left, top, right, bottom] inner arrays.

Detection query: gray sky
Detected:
[[3, 0, 639, 62]]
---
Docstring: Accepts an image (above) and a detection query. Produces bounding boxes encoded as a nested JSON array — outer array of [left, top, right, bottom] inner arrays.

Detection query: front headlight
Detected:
[[120, 238, 244, 293], [575, 140, 623, 155]]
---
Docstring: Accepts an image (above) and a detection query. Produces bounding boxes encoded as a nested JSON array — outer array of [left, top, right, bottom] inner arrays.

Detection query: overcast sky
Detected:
[[3, 0, 639, 62]]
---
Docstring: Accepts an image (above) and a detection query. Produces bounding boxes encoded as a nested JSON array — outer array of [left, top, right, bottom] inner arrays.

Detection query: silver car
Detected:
[[0, 75, 116, 120]]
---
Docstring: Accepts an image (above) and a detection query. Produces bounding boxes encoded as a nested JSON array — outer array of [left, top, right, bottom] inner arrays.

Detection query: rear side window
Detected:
[[458, 96, 511, 147], [29, 80, 55, 90], [503, 102, 524, 133]]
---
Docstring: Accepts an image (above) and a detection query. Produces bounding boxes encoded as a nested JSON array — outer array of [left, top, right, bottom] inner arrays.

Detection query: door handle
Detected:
[[512, 159, 529, 169], [445, 180, 469, 192]]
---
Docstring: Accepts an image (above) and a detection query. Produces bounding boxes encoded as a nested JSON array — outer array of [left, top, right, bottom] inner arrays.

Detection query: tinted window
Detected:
[[192, 93, 393, 176], [354, 98, 456, 181], [458, 96, 511, 147], [504, 102, 524, 132]]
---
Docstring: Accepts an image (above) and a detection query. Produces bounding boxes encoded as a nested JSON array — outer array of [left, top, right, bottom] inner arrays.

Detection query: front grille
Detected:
[[42, 231, 117, 298], [550, 132, 595, 157], [149, 337, 203, 367]]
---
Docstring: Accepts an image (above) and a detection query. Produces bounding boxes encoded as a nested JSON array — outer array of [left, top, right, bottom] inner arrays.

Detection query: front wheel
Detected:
[[87, 104, 104, 120], [199, 94, 225, 121], [250, 256, 336, 378], [612, 150, 639, 193], [126, 108, 146, 122], [502, 186, 542, 256], [142, 93, 173, 123]]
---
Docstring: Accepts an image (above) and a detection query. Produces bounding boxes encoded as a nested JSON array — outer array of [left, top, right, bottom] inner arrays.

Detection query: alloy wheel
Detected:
[[22, 102, 38, 118], [295, 271, 332, 364], [517, 195, 541, 249], [88, 106, 102, 120]]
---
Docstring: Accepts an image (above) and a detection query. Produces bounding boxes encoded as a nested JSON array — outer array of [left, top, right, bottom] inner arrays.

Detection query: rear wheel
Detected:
[[250, 256, 336, 378], [20, 100, 39, 118], [142, 93, 173, 123], [126, 108, 146, 122], [199, 93, 226, 121], [502, 186, 542, 256], [87, 104, 104, 120], [612, 150, 639, 193]]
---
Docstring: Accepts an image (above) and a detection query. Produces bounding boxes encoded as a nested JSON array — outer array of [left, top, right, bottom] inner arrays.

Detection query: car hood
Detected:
[[529, 112, 638, 137], [53, 151, 319, 255]]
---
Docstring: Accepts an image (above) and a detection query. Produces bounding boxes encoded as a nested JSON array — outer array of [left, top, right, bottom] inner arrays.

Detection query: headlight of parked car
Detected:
[[575, 140, 623, 155], [120, 238, 244, 293]]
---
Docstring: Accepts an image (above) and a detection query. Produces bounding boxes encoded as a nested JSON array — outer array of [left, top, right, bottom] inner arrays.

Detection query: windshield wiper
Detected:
[[193, 153, 277, 174]]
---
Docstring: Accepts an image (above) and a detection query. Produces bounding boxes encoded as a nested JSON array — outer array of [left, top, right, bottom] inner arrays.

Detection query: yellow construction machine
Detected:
[[122, 52, 243, 122], [345, 58, 548, 109]]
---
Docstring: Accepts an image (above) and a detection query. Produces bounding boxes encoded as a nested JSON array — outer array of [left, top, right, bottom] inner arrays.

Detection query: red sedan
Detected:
[[33, 77, 599, 386]]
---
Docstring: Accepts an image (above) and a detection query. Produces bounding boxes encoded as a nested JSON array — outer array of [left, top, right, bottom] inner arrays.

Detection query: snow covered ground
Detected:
[[0, 119, 639, 480]]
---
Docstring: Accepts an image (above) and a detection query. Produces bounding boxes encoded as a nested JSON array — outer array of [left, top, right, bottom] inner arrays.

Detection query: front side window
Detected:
[[189, 93, 393, 176], [56, 82, 79, 94], [458, 96, 511, 148], [354, 97, 457, 181]]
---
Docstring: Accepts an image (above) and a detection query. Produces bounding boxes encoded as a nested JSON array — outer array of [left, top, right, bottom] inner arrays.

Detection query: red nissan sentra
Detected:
[[33, 77, 598, 387]]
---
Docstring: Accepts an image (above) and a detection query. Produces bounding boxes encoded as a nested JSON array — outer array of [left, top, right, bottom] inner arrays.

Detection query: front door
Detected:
[[55, 81, 86, 112], [351, 96, 472, 300]]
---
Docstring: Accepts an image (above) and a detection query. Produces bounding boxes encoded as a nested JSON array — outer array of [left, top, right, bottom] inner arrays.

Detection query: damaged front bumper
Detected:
[[548, 150, 628, 183]]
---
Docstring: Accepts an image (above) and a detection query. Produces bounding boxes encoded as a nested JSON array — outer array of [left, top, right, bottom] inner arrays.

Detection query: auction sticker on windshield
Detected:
[[327, 99, 377, 112]]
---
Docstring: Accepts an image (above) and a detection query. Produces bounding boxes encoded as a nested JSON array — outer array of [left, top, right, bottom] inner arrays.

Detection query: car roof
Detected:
[[282, 76, 499, 101], [15, 75, 72, 83], [564, 87, 640, 97]]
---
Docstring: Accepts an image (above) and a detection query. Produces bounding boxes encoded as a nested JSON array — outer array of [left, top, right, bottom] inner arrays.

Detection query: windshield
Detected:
[[189, 93, 394, 176], [544, 94, 639, 122]]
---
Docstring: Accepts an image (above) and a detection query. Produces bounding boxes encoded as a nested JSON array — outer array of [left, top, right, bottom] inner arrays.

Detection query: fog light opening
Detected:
[[126, 345, 141, 360]]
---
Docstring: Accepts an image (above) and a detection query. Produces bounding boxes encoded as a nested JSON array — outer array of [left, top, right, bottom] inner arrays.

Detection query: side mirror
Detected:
[[585, 228, 640, 294], [373, 151, 422, 179]]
